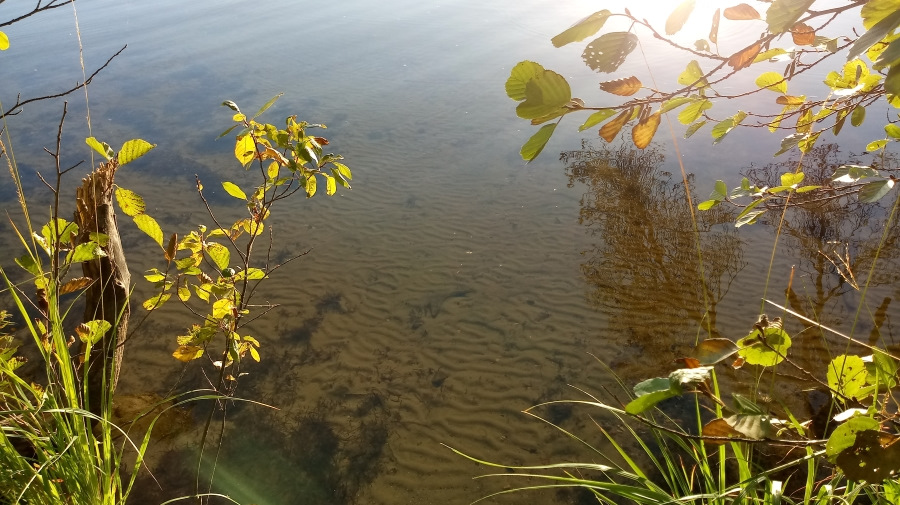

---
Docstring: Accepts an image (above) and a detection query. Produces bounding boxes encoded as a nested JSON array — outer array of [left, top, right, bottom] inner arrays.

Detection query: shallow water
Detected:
[[2, 1, 899, 504]]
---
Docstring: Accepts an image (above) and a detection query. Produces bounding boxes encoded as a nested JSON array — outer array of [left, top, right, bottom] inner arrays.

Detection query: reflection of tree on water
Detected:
[[562, 142, 745, 365], [741, 144, 899, 350]]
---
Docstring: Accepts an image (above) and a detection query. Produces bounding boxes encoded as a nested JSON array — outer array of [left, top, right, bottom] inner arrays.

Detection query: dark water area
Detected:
[[1, 1, 899, 504]]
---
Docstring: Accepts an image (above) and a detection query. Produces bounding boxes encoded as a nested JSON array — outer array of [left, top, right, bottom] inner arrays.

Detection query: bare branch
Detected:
[[1, 45, 126, 118]]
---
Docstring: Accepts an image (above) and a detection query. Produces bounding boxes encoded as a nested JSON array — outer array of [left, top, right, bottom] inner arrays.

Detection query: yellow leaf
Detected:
[[267, 161, 279, 179], [172, 345, 204, 362], [234, 134, 256, 167], [755, 71, 788, 93], [599, 108, 633, 142], [678, 60, 708, 88], [115, 187, 146, 217], [598, 76, 642, 96], [0, 31, 9, 51], [133, 214, 164, 248], [723, 3, 760, 20], [728, 43, 761, 70], [632, 111, 661, 149], [117, 139, 156, 166]]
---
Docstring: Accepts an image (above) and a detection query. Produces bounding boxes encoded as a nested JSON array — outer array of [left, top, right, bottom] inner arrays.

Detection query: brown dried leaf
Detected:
[[723, 3, 761, 20], [732, 356, 746, 369], [728, 43, 761, 70], [632, 111, 661, 149], [60, 276, 93, 295], [702, 418, 745, 445], [776, 95, 806, 106], [694, 338, 738, 365], [599, 108, 633, 142], [165, 232, 178, 262], [710, 8, 721, 44], [599, 76, 643, 96], [674, 357, 702, 369], [790, 22, 815, 46]]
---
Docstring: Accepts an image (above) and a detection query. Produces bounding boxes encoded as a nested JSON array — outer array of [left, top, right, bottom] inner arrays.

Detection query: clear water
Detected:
[[2, 1, 898, 504]]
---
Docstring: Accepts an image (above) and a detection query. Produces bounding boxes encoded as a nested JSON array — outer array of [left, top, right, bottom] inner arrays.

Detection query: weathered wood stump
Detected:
[[74, 158, 131, 416]]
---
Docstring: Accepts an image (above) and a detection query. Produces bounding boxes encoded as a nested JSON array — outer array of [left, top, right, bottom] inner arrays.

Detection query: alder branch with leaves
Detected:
[[508, 0, 900, 221]]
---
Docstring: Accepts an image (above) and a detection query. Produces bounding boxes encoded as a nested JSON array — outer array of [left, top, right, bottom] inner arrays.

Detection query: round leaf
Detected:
[[581, 32, 638, 73], [723, 3, 760, 20], [737, 326, 791, 366]]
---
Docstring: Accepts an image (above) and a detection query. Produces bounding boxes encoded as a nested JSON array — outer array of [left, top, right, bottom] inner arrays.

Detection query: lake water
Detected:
[[2, 1, 898, 504]]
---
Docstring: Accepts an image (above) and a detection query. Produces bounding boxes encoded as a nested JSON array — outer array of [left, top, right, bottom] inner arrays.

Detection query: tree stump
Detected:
[[74, 158, 131, 416]]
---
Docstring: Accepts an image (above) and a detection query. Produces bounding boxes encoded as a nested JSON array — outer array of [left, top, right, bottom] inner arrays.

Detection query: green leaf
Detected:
[[732, 393, 767, 415], [677, 60, 708, 89], [520, 124, 557, 162], [827, 355, 869, 400], [726, 414, 773, 439], [578, 109, 616, 131], [515, 70, 572, 119], [114, 187, 146, 217], [581, 32, 638, 73], [737, 326, 791, 366], [867, 139, 889, 151], [677, 99, 712, 125], [754, 48, 789, 63], [222, 181, 247, 200], [825, 415, 880, 461], [775, 133, 806, 156], [252, 93, 283, 119], [117, 139, 156, 166], [144, 268, 166, 283], [755, 72, 788, 93], [684, 120, 706, 138], [765, 0, 815, 34], [780, 172, 804, 187], [626, 377, 681, 415], [142, 293, 171, 311], [660, 97, 695, 114], [506, 61, 545, 101], [222, 100, 241, 112], [15, 254, 40, 276], [304, 173, 317, 197], [665, 0, 696, 35], [887, 64, 900, 97], [69, 242, 106, 263], [851, 105, 866, 127], [875, 38, 900, 68], [798, 132, 821, 153], [886, 124, 900, 139], [858, 179, 895, 202], [847, 9, 900, 62], [551, 10, 611, 48], [76, 320, 112, 345], [736, 207, 766, 227], [206, 242, 231, 271], [133, 214, 164, 248], [333, 161, 352, 180], [832, 164, 879, 182], [697, 199, 719, 211], [711, 111, 747, 144], [85, 137, 113, 161], [0, 31, 8, 51], [712, 180, 728, 200]]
